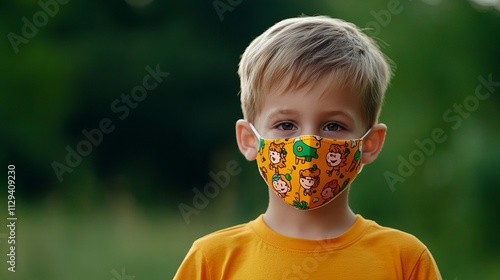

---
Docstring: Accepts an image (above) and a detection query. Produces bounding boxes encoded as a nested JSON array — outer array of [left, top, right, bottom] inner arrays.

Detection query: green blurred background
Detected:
[[0, 0, 499, 279]]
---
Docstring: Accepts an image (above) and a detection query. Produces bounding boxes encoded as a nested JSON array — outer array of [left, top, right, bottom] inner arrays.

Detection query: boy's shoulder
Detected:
[[359, 215, 430, 255], [192, 218, 256, 250]]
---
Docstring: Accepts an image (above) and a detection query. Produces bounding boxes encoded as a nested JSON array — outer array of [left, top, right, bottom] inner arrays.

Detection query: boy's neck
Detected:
[[263, 189, 356, 240]]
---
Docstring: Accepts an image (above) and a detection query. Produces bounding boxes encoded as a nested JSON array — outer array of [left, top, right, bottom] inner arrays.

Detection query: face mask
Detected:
[[250, 124, 370, 210]]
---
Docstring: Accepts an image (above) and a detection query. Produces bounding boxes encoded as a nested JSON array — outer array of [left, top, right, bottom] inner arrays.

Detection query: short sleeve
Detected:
[[173, 242, 210, 280], [408, 248, 442, 280]]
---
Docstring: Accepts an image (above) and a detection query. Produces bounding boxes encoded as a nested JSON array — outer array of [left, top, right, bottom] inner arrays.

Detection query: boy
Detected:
[[174, 15, 441, 279]]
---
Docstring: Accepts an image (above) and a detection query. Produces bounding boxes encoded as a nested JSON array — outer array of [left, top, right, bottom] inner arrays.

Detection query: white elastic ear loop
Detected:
[[249, 123, 262, 139], [361, 128, 372, 139]]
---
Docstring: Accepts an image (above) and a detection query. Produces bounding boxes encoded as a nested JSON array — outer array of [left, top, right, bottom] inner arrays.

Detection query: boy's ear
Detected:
[[361, 123, 387, 165], [236, 119, 258, 161]]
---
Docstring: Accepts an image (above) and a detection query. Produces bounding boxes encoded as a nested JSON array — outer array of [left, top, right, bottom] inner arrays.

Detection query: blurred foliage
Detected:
[[0, 0, 499, 279]]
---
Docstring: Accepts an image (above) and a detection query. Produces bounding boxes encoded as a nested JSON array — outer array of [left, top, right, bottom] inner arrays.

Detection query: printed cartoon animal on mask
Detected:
[[293, 136, 322, 164]]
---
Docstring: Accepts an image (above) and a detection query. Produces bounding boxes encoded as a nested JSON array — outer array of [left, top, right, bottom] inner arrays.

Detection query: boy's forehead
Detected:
[[264, 76, 359, 104], [265, 72, 357, 98], [256, 77, 364, 123]]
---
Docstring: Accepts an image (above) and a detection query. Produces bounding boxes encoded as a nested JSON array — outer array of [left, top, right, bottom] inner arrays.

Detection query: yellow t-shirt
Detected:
[[174, 214, 441, 280]]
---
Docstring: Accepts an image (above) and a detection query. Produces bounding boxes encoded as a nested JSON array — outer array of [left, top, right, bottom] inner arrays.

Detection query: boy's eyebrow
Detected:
[[323, 109, 356, 123], [266, 108, 356, 123], [264, 108, 301, 120], [268, 108, 300, 116]]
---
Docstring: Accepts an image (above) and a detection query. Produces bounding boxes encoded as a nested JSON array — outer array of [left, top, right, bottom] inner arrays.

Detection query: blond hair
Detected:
[[238, 15, 393, 127]]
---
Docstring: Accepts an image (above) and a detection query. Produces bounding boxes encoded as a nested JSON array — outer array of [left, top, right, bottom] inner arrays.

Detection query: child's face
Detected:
[[299, 176, 316, 189], [253, 77, 366, 141], [269, 150, 281, 164], [272, 179, 288, 193], [326, 151, 342, 166], [321, 187, 334, 199]]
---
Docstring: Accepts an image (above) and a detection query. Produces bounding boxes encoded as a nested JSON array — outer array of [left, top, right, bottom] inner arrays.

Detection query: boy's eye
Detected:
[[276, 122, 295, 130], [324, 122, 343, 131]]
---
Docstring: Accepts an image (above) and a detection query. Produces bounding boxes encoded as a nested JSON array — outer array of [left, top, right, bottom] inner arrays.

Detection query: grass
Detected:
[[0, 194, 235, 280]]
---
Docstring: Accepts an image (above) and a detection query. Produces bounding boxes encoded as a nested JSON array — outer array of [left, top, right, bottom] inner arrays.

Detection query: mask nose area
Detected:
[[299, 135, 322, 149]]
